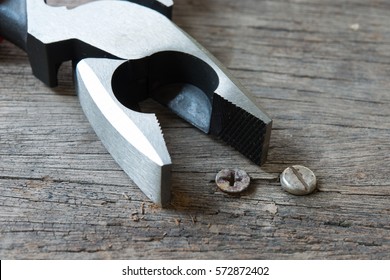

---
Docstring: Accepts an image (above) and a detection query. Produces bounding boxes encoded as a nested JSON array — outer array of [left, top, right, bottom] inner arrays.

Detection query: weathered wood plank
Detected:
[[1, 0, 389, 259]]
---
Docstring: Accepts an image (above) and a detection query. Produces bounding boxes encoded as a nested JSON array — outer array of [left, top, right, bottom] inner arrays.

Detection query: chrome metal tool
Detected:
[[0, 0, 272, 206]]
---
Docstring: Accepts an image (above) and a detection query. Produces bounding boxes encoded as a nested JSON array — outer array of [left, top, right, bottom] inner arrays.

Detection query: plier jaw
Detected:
[[0, 0, 272, 206]]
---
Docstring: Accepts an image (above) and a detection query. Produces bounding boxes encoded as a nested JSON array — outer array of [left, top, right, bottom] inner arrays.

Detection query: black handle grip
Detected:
[[0, 0, 27, 51]]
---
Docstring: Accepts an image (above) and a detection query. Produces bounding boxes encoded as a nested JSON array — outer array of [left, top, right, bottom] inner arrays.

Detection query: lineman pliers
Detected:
[[0, 0, 272, 206]]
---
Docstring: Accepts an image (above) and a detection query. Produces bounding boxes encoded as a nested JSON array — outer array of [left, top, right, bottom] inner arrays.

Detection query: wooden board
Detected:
[[0, 0, 389, 259]]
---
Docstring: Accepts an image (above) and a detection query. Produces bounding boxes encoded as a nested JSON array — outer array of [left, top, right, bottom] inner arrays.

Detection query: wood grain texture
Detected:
[[1, 0, 389, 259]]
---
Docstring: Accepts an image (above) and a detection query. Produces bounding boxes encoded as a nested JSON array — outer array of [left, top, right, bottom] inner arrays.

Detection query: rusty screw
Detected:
[[215, 169, 250, 193], [280, 165, 317, 195]]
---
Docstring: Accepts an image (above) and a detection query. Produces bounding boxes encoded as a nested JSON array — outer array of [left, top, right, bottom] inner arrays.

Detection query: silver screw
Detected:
[[280, 165, 317, 195], [215, 169, 250, 193]]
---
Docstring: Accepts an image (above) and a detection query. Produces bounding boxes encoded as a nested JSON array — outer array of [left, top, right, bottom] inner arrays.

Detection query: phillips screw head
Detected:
[[215, 169, 251, 193], [280, 165, 317, 195]]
